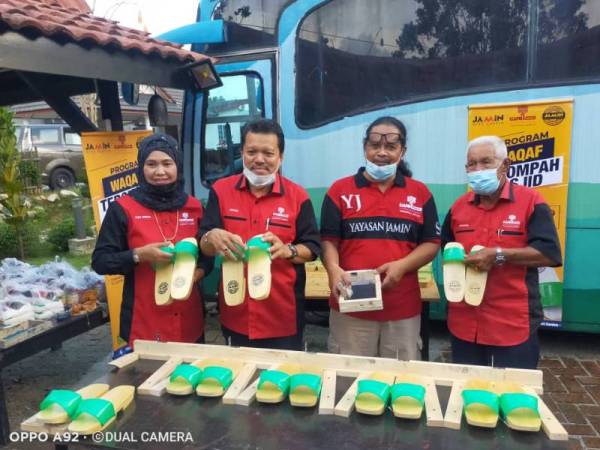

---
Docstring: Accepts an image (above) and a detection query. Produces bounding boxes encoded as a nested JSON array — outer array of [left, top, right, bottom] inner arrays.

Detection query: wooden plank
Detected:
[[21, 414, 68, 434], [236, 378, 260, 406], [223, 363, 257, 405], [505, 368, 544, 394], [522, 387, 568, 441], [334, 375, 363, 418], [236, 364, 279, 406], [318, 370, 336, 415], [108, 352, 139, 369], [423, 378, 444, 427], [443, 381, 464, 430], [133, 341, 543, 391], [144, 377, 170, 397], [137, 357, 182, 396]]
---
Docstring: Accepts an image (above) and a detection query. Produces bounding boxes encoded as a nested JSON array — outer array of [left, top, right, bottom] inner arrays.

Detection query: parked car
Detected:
[[14, 123, 84, 189]]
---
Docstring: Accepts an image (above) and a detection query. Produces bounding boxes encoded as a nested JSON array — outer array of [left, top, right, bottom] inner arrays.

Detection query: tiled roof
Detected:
[[0, 0, 206, 64]]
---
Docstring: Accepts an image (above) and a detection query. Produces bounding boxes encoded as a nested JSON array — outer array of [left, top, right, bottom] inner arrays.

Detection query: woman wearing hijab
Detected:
[[92, 133, 207, 347]]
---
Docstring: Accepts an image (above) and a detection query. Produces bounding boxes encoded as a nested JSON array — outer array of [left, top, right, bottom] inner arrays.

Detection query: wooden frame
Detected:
[[22, 340, 567, 441]]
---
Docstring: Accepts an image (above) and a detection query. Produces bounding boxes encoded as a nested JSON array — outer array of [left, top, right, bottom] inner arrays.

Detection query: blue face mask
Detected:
[[467, 168, 500, 195], [365, 159, 397, 181]]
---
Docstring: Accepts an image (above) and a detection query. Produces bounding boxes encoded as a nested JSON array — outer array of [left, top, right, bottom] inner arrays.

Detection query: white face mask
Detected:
[[243, 161, 279, 187]]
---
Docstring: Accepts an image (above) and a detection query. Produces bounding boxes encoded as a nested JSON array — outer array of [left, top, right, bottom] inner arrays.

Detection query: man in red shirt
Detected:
[[441, 135, 562, 369], [321, 116, 440, 360], [199, 119, 320, 350]]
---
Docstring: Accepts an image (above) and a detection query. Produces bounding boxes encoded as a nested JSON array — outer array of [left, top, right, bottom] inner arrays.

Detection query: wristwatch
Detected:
[[287, 244, 299, 260], [132, 250, 140, 265], [495, 247, 506, 266]]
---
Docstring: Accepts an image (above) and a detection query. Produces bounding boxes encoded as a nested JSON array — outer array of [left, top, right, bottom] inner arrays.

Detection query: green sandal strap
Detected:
[[216, 244, 246, 263], [500, 392, 539, 418], [443, 245, 465, 263], [170, 364, 203, 388], [391, 383, 426, 405], [174, 241, 199, 259], [199, 366, 234, 390], [258, 370, 291, 395], [152, 246, 175, 271], [290, 373, 322, 396], [73, 398, 115, 426], [246, 236, 272, 260], [357, 379, 391, 404], [40, 390, 82, 417], [462, 389, 499, 414]]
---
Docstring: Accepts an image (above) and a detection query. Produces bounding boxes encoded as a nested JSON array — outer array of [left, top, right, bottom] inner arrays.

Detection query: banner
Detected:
[[82, 130, 151, 349], [468, 99, 573, 327]]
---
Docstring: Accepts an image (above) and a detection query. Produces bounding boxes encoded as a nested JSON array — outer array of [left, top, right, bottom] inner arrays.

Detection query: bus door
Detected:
[[201, 56, 275, 187]]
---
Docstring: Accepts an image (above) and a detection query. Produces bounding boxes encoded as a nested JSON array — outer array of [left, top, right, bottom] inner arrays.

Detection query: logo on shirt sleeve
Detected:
[[340, 194, 362, 212]]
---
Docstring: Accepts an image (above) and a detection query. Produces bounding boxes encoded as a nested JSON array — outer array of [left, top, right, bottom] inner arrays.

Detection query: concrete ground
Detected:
[[3, 310, 600, 450]]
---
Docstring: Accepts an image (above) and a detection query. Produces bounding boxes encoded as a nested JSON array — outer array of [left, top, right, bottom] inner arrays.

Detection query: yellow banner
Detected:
[[82, 130, 151, 349], [468, 99, 573, 326]]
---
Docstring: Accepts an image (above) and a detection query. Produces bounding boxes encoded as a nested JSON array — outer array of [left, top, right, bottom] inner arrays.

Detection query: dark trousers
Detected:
[[451, 332, 540, 369], [221, 326, 303, 351]]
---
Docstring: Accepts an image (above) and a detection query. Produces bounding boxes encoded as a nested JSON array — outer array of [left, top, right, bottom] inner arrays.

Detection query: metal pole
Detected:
[[72, 197, 86, 239]]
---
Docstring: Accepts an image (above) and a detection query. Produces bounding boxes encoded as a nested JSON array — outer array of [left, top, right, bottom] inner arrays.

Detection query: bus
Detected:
[[171, 0, 600, 333]]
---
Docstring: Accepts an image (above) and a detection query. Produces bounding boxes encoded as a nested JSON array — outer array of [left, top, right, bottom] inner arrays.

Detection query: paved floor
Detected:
[[3, 311, 600, 449]]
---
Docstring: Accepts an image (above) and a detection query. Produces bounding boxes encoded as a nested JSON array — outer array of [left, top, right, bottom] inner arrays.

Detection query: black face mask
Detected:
[[129, 134, 188, 212]]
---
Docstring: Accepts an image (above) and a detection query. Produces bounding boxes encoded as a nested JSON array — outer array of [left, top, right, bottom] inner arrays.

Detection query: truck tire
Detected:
[[49, 167, 75, 190]]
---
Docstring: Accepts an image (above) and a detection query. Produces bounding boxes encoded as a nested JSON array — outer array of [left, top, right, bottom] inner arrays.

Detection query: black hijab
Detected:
[[129, 133, 188, 211]]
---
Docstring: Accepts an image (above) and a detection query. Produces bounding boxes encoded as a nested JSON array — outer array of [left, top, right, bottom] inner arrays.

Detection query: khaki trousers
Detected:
[[328, 309, 421, 360]]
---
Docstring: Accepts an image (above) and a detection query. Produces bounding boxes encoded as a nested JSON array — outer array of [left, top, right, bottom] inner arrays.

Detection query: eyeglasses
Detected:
[[366, 132, 404, 147]]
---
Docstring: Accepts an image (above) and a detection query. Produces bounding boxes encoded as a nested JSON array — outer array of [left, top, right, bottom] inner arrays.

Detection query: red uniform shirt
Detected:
[[94, 195, 205, 347], [441, 181, 562, 346], [200, 173, 320, 339], [321, 168, 441, 321]]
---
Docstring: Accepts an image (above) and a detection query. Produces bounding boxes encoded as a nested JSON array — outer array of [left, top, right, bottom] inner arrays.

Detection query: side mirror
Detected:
[[148, 94, 168, 127], [121, 83, 140, 105]]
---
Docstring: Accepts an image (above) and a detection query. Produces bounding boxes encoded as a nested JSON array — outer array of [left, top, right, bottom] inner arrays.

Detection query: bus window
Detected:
[[535, 0, 600, 81], [205, 0, 289, 54], [203, 73, 264, 182], [296, 0, 528, 127]]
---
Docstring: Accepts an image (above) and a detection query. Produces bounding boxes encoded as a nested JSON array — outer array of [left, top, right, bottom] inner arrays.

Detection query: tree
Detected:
[[394, 0, 587, 59], [0, 107, 30, 259]]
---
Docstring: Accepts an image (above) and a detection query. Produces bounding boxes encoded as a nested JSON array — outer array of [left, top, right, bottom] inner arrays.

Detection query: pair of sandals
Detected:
[[355, 372, 426, 419], [154, 237, 199, 305], [443, 242, 488, 305], [462, 380, 542, 432], [220, 235, 272, 306], [167, 359, 243, 397], [256, 363, 323, 408], [36, 384, 135, 435]]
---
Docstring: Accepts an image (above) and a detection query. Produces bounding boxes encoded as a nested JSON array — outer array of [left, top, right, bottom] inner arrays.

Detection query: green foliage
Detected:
[[18, 158, 41, 186], [0, 221, 43, 258], [0, 107, 33, 259], [79, 182, 90, 199], [47, 217, 76, 252]]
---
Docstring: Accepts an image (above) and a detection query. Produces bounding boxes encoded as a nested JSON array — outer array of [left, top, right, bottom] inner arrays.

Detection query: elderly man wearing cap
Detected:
[[93, 133, 210, 348]]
